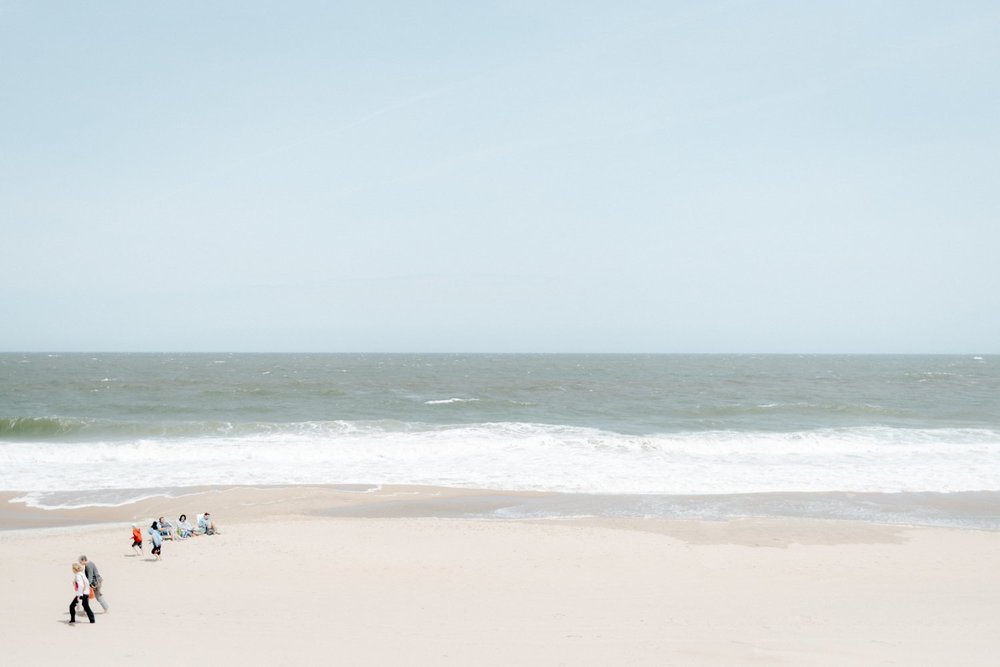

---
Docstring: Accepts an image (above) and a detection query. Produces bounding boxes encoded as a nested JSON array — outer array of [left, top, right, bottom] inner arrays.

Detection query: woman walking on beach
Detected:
[[69, 562, 95, 624], [149, 521, 163, 560]]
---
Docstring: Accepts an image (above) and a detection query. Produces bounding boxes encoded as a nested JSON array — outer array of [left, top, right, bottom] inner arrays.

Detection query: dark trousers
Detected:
[[70, 594, 95, 623]]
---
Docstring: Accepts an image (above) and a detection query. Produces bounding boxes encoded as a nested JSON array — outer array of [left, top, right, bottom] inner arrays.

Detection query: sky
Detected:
[[2, 1, 998, 353]]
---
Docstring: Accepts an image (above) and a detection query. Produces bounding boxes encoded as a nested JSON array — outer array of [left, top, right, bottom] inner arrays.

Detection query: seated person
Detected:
[[197, 512, 220, 535], [176, 514, 195, 538], [158, 516, 176, 540]]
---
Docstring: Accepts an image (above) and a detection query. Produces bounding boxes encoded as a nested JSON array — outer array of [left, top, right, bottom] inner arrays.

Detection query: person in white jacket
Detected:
[[69, 562, 95, 624]]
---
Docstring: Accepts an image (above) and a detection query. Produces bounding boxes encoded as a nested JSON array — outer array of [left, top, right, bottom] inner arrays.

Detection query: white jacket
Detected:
[[74, 572, 90, 597]]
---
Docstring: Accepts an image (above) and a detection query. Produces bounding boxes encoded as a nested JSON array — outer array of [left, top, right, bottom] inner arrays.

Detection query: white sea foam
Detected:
[[3, 423, 1000, 508], [9, 489, 199, 510], [424, 398, 481, 405]]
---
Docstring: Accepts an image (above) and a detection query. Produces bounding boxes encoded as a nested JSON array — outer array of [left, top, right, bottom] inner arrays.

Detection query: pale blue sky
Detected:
[[2, 1, 998, 352]]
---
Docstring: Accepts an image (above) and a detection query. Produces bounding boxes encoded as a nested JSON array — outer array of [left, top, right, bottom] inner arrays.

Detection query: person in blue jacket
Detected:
[[148, 521, 163, 560]]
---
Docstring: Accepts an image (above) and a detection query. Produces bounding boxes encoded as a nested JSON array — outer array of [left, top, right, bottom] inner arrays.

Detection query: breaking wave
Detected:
[[3, 420, 1000, 501]]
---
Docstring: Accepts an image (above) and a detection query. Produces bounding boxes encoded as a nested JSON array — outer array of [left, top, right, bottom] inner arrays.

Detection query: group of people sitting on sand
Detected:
[[130, 512, 220, 560]]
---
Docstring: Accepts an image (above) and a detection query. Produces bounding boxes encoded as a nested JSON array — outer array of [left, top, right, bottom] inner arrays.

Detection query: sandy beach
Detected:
[[2, 486, 999, 666]]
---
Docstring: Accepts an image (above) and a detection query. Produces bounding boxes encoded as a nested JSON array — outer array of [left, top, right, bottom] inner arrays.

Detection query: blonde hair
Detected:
[[72, 562, 83, 572]]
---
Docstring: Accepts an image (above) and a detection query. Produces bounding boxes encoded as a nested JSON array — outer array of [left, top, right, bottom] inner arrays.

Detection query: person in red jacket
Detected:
[[131, 523, 143, 556]]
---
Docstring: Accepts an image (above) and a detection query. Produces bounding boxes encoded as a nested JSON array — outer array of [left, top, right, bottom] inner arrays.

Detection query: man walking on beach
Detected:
[[79, 555, 109, 613]]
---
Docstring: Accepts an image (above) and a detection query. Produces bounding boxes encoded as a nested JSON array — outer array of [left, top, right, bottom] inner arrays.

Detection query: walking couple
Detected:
[[69, 555, 108, 624]]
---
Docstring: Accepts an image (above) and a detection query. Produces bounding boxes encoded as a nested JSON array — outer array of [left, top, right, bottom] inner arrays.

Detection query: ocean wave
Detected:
[[0, 416, 368, 441], [424, 398, 481, 405], [0, 416, 85, 438], [694, 402, 916, 419], [2, 422, 1000, 498]]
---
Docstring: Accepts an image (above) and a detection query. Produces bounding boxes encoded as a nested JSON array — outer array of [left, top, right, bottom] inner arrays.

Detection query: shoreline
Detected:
[[4, 484, 1000, 533]]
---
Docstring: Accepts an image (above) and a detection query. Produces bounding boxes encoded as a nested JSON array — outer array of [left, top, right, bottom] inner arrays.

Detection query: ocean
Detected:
[[2, 353, 999, 527]]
